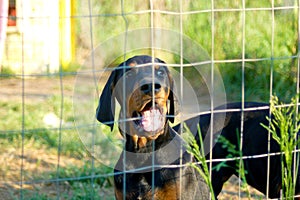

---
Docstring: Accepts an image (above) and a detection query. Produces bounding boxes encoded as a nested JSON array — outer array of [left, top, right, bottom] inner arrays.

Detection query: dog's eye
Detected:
[[156, 69, 165, 77]]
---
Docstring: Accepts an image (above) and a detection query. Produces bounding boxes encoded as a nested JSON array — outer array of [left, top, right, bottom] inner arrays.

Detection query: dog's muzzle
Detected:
[[132, 101, 165, 134]]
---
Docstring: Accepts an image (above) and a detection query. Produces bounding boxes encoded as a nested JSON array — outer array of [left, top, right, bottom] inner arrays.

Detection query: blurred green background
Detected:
[[75, 0, 297, 102]]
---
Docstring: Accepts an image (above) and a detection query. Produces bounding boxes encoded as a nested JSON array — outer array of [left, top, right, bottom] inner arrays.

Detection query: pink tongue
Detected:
[[141, 108, 164, 132]]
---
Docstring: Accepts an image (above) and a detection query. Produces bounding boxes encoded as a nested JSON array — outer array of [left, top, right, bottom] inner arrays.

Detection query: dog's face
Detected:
[[96, 55, 175, 147]]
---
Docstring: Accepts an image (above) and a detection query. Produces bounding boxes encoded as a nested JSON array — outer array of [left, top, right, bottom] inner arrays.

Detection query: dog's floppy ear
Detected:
[[96, 69, 116, 131]]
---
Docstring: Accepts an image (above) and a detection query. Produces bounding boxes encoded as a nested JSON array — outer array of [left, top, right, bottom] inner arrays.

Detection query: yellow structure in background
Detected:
[[2, 0, 77, 74], [59, 0, 76, 70]]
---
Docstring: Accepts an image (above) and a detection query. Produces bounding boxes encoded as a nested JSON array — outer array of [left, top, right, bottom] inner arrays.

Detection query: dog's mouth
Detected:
[[132, 101, 165, 134]]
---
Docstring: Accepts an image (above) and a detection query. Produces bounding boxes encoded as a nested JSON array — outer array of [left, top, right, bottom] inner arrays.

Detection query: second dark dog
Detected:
[[181, 102, 300, 199]]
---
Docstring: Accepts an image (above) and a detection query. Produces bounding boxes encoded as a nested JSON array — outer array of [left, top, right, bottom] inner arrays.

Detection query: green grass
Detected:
[[0, 66, 15, 76], [73, 0, 299, 102], [215, 131, 251, 199], [184, 95, 300, 199], [0, 95, 115, 199], [261, 95, 300, 199], [183, 124, 216, 200], [16, 162, 114, 200], [0, 96, 84, 157], [2, 1, 298, 102]]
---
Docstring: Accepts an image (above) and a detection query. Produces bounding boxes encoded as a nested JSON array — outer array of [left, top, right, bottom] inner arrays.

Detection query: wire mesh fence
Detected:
[[0, 0, 300, 199]]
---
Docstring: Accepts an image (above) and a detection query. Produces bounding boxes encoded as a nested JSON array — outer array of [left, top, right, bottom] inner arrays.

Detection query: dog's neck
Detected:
[[114, 125, 187, 172], [124, 125, 173, 153]]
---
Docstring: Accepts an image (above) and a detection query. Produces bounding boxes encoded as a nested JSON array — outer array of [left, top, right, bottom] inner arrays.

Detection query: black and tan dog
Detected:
[[97, 55, 300, 199], [96, 55, 209, 199]]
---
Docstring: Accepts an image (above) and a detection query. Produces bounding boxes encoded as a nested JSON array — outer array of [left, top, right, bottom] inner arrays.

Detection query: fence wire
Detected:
[[0, 0, 300, 199]]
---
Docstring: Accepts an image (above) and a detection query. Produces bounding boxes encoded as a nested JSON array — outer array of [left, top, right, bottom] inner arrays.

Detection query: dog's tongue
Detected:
[[141, 108, 164, 132]]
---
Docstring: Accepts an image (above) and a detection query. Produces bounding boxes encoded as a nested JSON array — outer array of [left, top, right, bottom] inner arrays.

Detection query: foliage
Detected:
[[0, 66, 15, 76], [75, 0, 298, 102], [216, 131, 251, 199], [183, 123, 216, 200], [261, 95, 300, 199], [18, 162, 114, 199], [0, 95, 85, 157]]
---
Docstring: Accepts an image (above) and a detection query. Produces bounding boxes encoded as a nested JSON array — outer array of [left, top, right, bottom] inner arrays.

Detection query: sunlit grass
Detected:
[[261, 95, 300, 199], [183, 124, 216, 200]]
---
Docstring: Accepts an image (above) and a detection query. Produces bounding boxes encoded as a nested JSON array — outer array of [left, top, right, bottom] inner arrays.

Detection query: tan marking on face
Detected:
[[128, 61, 137, 67], [122, 65, 172, 145], [154, 65, 160, 70], [127, 85, 170, 113], [126, 86, 169, 140], [127, 74, 170, 132]]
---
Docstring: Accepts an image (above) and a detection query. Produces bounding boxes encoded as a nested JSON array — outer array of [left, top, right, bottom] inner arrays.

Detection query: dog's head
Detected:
[[96, 55, 176, 146]]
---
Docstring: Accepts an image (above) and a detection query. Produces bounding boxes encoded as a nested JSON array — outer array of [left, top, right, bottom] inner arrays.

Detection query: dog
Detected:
[[96, 55, 300, 199], [181, 102, 300, 199], [96, 55, 209, 200]]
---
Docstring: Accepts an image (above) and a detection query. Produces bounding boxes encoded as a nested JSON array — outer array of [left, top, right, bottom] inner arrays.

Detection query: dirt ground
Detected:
[[0, 76, 75, 102], [0, 76, 265, 199]]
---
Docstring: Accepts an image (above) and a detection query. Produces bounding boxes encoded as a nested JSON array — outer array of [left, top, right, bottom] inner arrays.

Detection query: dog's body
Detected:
[[181, 102, 300, 199], [96, 55, 299, 199], [113, 126, 209, 200], [96, 55, 209, 199]]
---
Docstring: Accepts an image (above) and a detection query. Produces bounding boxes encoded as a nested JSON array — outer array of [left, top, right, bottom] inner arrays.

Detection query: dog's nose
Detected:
[[140, 83, 161, 95]]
